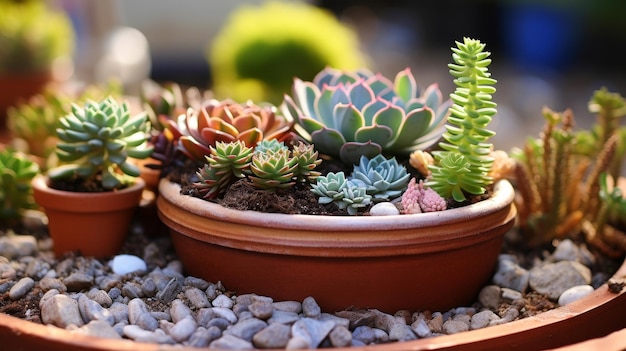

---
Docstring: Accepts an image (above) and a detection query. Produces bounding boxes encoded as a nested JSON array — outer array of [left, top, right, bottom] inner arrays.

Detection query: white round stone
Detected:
[[110, 254, 147, 275], [368, 202, 400, 216], [558, 285, 594, 306]]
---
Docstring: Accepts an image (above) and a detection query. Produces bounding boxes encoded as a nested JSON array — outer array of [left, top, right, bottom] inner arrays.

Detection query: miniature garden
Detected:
[[0, 1, 625, 350]]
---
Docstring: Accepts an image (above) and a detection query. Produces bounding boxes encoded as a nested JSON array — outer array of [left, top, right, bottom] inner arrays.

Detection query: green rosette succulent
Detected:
[[49, 96, 153, 190], [282, 66, 452, 165], [349, 154, 410, 201], [249, 148, 298, 191], [0, 148, 39, 225], [428, 37, 497, 202], [311, 171, 348, 205], [291, 141, 322, 183], [310, 171, 371, 215], [194, 141, 253, 199]]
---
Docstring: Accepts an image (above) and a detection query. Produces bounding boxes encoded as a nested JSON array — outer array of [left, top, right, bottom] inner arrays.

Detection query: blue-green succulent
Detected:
[[311, 171, 372, 215], [349, 154, 410, 201], [282, 66, 451, 165]]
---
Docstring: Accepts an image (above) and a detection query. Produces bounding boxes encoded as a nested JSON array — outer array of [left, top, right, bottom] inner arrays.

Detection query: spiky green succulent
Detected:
[[282, 66, 452, 165], [0, 148, 39, 225], [428, 37, 497, 202], [310, 171, 371, 215], [349, 154, 410, 201], [249, 148, 298, 190], [194, 141, 253, 199], [49, 96, 153, 190], [291, 141, 322, 183]]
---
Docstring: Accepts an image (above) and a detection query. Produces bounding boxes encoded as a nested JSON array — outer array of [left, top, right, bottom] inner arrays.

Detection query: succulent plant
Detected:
[[0, 0, 74, 74], [0, 148, 39, 225], [401, 178, 447, 214], [291, 141, 322, 183], [282, 67, 451, 165], [311, 172, 372, 215], [208, 0, 367, 105], [512, 93, 626, 252], [194, 141, 253, 199], [7, 82, 122, 160], [254, 139, 289, 154], [338, 185, 372, 216], [349, 154, 410, 201], [249, 148, 298, 191], [175, 99, 294, 163], [48, 96, 153, 190], [428, 37, 497, 202]]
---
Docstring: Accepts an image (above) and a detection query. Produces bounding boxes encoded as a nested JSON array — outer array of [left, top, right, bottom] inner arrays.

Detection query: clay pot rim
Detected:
[[158, 178, 516, 231]]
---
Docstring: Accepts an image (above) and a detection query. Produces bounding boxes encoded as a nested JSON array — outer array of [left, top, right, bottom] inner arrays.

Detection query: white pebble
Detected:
[[558, 285, 594, 306], [110, 255, 147, 275], [369, 202, 400, 216]]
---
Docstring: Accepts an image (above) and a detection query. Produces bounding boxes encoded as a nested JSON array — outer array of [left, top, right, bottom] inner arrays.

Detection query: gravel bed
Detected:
[[0, 221, 618, 349]]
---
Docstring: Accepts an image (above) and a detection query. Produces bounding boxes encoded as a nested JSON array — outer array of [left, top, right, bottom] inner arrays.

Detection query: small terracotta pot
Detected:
[[32, 174, 145, 258], [157, 179, 517, 313], [0, 71, 52, 131]]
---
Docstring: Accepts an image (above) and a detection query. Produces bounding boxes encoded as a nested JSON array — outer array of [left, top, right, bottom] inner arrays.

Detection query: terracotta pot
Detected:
[[0, 256, 624, 351], [32, 174, 145, 258], [156, 179, 517, 313], [0, 71, 52, 131]]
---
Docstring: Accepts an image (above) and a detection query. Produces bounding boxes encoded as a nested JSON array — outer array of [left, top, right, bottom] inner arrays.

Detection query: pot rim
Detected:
[[158, 178, 516, 231]]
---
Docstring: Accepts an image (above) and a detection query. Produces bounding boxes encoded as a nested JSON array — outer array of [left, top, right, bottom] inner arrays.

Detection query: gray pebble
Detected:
[[78, 294, 115, 325], [443, 320, 469, 334], [9, 277, 35, 300], [529, 261, 591, 300], [39, 277, 67, 292], [41, 294, 84, 328], [224, 317, 267, 341], [470, 310, 500, 329], [389, 323, 416, 341], [210, 334, 255, 349], [188, 326, 222, 347], [253, 323, 291, 349], [121, 281, 144, 299], [213, 294, 235, 309], [302, 296, 321, 318], [63, 272, 93, 292], [273, 300, 302, 313], [168, 316, 198, 342], [170, 299, 193, 322], [185, 276, 210, 290], [329, 325, 352, 347], [128, 298, 158, 331], [73, 320, 122, 339], [249, 298, 273, 320], [185, 287, 211, 309]]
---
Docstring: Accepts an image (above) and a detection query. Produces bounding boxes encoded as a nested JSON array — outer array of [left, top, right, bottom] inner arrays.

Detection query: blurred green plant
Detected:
[[512, 88, 626, 254], [208, 0, 367, 105], [0, 148, 39, 226], [0, 0, 74, 74]]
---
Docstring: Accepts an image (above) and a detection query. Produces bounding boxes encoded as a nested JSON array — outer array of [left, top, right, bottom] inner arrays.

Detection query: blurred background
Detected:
[[4, 0, 626, 152]]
